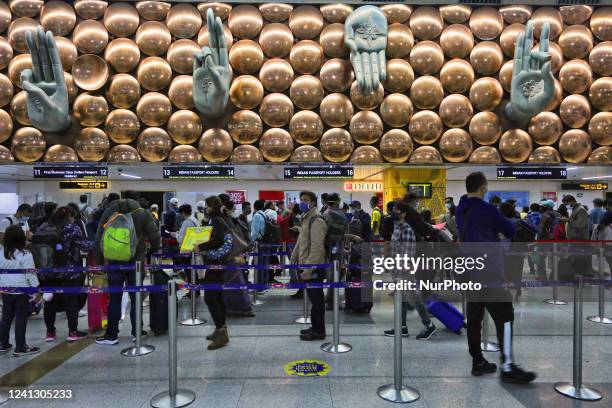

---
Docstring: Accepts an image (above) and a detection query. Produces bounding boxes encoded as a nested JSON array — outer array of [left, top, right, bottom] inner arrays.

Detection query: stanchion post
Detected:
[[181, 252, 205, 326], [121, 261, 155, 357], [587, 245, 612, 324], [554, 275, 602, 401], [545, 243, 567, 305], [252, 242, 264, 306], [461, 291, 467, 316], [295, 283, 311, 324], [322, 260, 352, 353], [151, 280, 196, 408], [481, 310, 499, 352]]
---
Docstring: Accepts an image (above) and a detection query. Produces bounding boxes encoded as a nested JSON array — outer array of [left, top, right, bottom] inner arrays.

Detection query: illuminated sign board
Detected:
[[284, 166, 354, 179], [497, 167, 567, 180], [162, 166, 235, 179], [34, 166, 108, 179], [344, 181, 383, 192], [406, 183, 432, 198], [561, 183, 608, 191], [59, 181, 108, 190]]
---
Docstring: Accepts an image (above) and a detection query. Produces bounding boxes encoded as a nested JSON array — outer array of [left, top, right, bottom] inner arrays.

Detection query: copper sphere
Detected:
[[500, 24, 525, 58], [0, 146, 15, 162], [387, 23, 414, 59], [0, 2, 11, 33], [168, 75, 194, 110], [135, 21, 172, 57], [198, 22, 233, 49], [63, 73, 78, 103], [349, 111, 383, 145], [71, 54, 109, 91], [500, 5, 532, 24], [409, 110, 442, 145], [289, 110, 323, 145], [469, 146, 501, 164], [167, 110, 202, 145], [166, 3, 201, 39], [73, 93, 108, 127], [531, 7, 563, 40], [409, 6, 443, 40], [559, 130, 592, 163], [498, 60, 513, 92], [259, 93, 294, 128], [289, 5, 323, 40], [320, 93, 354, 128], [199, 128, 234, 162], [529, 146, 561, 164], [409, 41, 444, 75], [51, 36, 77, 73], [260, 3, 292, 23], [289, 75, 324, 110], [528, 112, 563, 146], [470, 41, 503, 76], [469, 7, 503, 40], [231, 145, 263, 163], [320, 4, 352, 24], [380, 129, 413, 163], [440, 24, 474, 59], [320, 58, 354, 93], [545, 79, 563, 112], [137, 127, 172, 162], [8, 17, 37, 53], [10, 0, 42, 18], [40, 1, 76, 36], [380, 93, 413, 128], [537, 42, 564, 74], [136, 1, 171, 21], [589, 78, 612, 112], [136, 92, 172, 126], [469, 77, 504, 112], [383, 59, 414, 93], [167, 40, 200, 74], [350, 82, 384, 110], [168, 145, 203, 163], [351, 146, 382, 164], [11, 127, 45, 162], [74, 0, 107, 20], [228, 5, 263, 40], [469, 112, 502, 145], [9, 91, 30, 125], [589, 42, 612, 77], [107, 74, 141, 109], [7, 54, 31, 89], [259, 23, 293, 58], [588, 147, 612, 164], [104, 38, 140, 74], [290, 40, 323, 74], [590, 7, 612, 41], [320, 23, 348, 58], [0, 109, 12, 142], [499, 129, 533, 163], [559, 59, 593, 94], [440, 59, 475, 94], [259, 58, 294, 92], [107, 145, 141, 163], [197, 3, 232, 21], [0, 37, 13, 70], [72, 20, 108, 55], [560, 95, 591, 129], [440, 5, 471, 24], [409, 146, 442, 164], [320, 128, 353, 162], [439, 129, 473, 163], [103, 2, 138, 38], [104, 109, 140, 144], [44, 145, 77, 163], [381, 5, 412, 24], [588, 112, 612, 146], [290, 145, 323, 163], [259, 128, 293, 162], [229, 75, 264, 109], [228, 110, 263, 144], [137, 57, 172, 91], [559, 25, 593, 60], [410, 76, 444, 109], [229, 39, 264, 74]]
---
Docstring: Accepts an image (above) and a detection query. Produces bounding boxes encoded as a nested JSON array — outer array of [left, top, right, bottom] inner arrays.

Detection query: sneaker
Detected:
[[67, 331, 88, 342], [13, 345, 40, 357], [384, 327, 409, 337], [471, 359, 497, 376], [0, 344, 12, 354], [45, 331, 56, 342], [241, 310, 255, 317], [501, 364, 537, 384], [300, 331, 326, 341], [416, 324, 437, 340], [95, 336, 118, 345], [78, 310, 87, 317], [290, 289, 303, 299], [131, 330, 148, 343]]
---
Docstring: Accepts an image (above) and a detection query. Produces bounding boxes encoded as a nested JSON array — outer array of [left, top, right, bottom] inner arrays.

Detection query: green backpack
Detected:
[[101, 209, 140, 262]]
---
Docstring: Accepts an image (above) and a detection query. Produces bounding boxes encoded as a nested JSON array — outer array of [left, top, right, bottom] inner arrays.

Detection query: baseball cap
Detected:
[[541, 200, 554, 208], [349, 200, 361, 208], [196, 200, 205, 209], [169, 198, 179, 206]]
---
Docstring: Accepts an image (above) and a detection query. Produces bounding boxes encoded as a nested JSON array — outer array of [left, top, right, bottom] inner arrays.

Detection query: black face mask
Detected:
[[391, 212, 400, 222]]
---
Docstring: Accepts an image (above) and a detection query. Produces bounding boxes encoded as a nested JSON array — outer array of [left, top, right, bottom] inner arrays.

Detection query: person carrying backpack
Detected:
[[250, 200, 277, 288], [94, 191, 160, 346], [370, 196, 383, 240], [322, 194, 348, 309], [380, 201, 396, 243]]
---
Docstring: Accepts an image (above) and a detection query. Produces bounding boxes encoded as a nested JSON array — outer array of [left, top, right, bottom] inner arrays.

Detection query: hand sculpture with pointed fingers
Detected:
[[344, 6, 388, 94], [506, 22, 555, 125], [21, 26, 70, 133], [193, 9, 232, 118]]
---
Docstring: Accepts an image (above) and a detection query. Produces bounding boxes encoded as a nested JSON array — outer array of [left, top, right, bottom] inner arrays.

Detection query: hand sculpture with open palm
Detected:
[[21, 26, 70, 132]]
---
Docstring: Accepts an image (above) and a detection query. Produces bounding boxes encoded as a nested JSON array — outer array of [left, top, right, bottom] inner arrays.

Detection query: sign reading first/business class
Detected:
[[33, 165, 108, 179]]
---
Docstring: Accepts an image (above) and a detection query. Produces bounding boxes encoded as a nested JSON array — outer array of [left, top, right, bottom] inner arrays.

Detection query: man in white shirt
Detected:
[[0, 204, 33, 242]]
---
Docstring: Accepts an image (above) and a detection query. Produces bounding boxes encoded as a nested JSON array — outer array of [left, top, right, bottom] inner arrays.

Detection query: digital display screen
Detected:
[[284, 166, 354, 179], [407, 183, 432, 198], [561, 183, 608, 191], [33, 166, 108, 179], [497, 167, 567, 180], [162, 166, 235, 179]]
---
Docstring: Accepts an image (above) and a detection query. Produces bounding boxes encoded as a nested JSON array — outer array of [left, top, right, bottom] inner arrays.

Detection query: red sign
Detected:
[[227, 190, 247, 205], [542, 192, 557, 202]]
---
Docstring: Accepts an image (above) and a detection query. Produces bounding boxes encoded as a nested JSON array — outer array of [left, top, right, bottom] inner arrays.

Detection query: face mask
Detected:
[[299, 202, 310, 213], [445, 203, 452, 209], [20, 216, 30, 223], [231, 212, 240, 219], [391, 212, 400, 222]]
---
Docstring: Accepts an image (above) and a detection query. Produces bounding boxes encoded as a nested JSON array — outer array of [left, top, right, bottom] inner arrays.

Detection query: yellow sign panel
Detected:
[[180, 226, 213, 252], [344, 181, 383, 192], [59, 181, 108, 190]]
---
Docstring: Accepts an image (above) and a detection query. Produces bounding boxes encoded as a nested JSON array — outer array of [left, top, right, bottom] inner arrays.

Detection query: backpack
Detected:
[[219, 217, 249, 261], [348, 213, 363, 238], [325, 208, 348, 246], [380, 214, 395, 241], [261, 215, 281, 244], [526, 212, 541, 227], [552, 217, 566, 241], [512, 220, 537, 243], [30, 223, 63, 269], [101, 209, 140, 262], [358, 210, 372, 241]]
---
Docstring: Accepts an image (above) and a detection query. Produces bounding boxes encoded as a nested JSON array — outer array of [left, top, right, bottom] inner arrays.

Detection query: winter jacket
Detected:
[[0, 249, 39, 291], [538, 209, 561, 241], [566, 204, 589, 240], [290, 207, 328, 280]]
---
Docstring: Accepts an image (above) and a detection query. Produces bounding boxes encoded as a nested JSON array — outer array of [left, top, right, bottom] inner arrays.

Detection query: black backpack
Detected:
[[30, 223, 70, 280], [261, 215, 281, 244]]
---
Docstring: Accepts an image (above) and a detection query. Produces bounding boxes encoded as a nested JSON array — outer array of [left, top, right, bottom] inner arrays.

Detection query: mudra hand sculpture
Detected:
[[506, 22, 555, 125], [21, 26, 70, 132], [344, 6, 388, 94], [193, 9, 232, 118]]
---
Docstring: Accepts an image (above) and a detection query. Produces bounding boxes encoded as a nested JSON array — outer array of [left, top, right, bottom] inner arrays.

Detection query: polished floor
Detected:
[[0, 282, 611, 408]]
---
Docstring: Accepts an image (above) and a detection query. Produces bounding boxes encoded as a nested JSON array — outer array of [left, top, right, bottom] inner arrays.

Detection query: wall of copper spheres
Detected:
[[0, 1, 610, 165]]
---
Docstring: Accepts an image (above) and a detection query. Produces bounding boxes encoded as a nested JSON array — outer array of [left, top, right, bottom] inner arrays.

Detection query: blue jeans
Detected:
[[105, 269, 137, 339]]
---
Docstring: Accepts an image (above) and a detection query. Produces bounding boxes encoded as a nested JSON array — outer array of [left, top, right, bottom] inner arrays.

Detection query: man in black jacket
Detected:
[[403, 193, 438, 241]]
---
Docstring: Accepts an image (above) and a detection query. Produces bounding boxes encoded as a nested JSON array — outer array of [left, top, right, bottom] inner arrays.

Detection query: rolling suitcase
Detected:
[[149, 268, 171, 334], [344, 278, 373, 313], [87, 273, 109, 333], [427, 300, 465, 334]]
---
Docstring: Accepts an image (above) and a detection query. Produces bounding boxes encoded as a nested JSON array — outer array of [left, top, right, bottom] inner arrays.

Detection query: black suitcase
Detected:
[[344, 284, 373, 313], [149, 269, 171, 334]]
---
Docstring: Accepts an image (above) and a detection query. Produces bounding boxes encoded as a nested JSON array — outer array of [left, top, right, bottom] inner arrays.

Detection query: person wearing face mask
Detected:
[[177, 204, 199, 249], [0, 204, 33, 243], [562, 195, 589, 240], [195, 201, 207, 225]]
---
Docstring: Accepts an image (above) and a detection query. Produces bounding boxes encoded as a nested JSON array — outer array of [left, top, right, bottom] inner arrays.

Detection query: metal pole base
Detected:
[[321, 342, 352, 354], [377, 384, 420, 404], [544, 299, 567, 305], [481, 342, 500, 352], [252, 299, 265, 306], [294, 316, 311, 324], [586, 316, 612, 324], [554, 382, 602, 401], [121, 345, 155, 357], [180, 318, 205, 326], [150, 389, 196, 408]]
